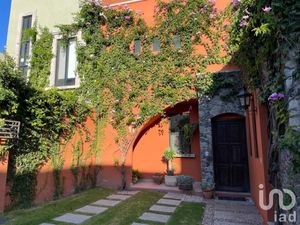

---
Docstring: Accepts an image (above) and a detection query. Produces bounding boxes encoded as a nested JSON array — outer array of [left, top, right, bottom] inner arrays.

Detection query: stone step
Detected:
[[53, 213, 91, 224], [214, 203, 259, 214], [157, 199, 181, 206], [39, 223, 55, 225], [213, 221, 254, 225], [132, 223, 149, 225], [214, 210, 263, 225], [92, 199, 121, 207], [107, 194, 131, 201], [163, 192, 184, 200], [117, 191, 139, 195], [182, 195, 203, 203], [139, 212, 170, 223], [75, 205, 108, 215], [150, 204, 177, 213]]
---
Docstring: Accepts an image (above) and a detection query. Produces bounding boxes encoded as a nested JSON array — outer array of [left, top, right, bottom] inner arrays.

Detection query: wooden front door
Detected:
[[212, 118, 250, 192]]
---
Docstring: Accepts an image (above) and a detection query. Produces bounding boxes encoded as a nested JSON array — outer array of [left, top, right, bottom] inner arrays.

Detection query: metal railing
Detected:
[[0, 119, 21, 139]]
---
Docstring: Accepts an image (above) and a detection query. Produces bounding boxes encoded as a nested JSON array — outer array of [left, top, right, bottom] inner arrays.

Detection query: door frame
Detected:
[[212, 115, 250, 193]]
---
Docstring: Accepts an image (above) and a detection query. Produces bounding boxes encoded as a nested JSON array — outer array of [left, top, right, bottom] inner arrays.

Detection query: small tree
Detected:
[[163, 148, 177, 175]]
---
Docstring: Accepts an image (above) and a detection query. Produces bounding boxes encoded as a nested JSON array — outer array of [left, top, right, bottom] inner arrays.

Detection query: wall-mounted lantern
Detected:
[[237, 87, 252, 110]]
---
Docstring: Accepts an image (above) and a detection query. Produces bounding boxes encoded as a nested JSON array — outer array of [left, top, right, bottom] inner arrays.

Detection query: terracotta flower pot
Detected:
[[152, 173, 164, 184], [202, 190, 214, 199]]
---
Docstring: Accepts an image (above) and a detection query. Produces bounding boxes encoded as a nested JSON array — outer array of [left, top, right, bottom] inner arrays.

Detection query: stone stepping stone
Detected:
[[132, 223, 149, 225], [117, 190, 139, 195], [107, 194, 131, 200], [164, 192, 184, 200], [150, 204, 176, 213], [75, 205, 108, 214], [182, 195, 203, 203], [39, 223, 56, 225], [139, 212, 170, 223], [92, 199, 121, 207], [157, 199, 181, 206], [53, 213, 91, 224]]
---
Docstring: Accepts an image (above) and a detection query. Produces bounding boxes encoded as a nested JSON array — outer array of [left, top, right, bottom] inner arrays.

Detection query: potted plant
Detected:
[[152, 173, 164, 184], [177, 175, 194, 191], [132, 169, 142, 184], [201, 182, 215, 199], [163, 148, 177, 186]]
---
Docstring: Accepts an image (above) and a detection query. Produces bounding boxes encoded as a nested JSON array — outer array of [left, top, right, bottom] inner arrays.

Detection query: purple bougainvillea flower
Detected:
[[268, 92, 285, 102], [135, 9, 143, 15], [124, 15, 131, 20], [208, 0, 216, 6], [239, 19, 247, 27], [209, 13, 215, 19], [199, 7, 206, 13], [262, 6, 272, 12], [243, 15, 249, 19], [232, 0, 241, 7], [190, 12, 197, 15], [136, 115, 142, 120]]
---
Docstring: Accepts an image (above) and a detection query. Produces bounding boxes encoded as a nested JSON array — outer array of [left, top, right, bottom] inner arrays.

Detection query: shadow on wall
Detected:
[[1, 164, 132, 211]]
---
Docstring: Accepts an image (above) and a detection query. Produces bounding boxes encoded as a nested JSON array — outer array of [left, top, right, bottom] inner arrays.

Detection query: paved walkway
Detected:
[[132, 192, 203, 225], [40, 191, 139, 225], [202, 199, 263, 225]]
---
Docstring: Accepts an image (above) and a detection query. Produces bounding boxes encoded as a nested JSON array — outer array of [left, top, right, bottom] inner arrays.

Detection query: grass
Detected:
[[3, 187, 113, 225], [2, 189, 205, 225]]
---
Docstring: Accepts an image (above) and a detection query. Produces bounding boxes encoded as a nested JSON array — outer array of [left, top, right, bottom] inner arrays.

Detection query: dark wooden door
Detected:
[[212, 118, 250, 192]]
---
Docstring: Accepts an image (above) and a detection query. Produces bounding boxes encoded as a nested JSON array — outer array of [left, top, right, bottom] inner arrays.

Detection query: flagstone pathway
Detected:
[[133, 192, 203, 225], [40, 190, 139, 225]]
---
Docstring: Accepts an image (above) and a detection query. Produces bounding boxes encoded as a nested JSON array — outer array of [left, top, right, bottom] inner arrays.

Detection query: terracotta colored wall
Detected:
[[246, 92, 273, 224], [34, 114, 130, 204], [0, 151, 9, 213], [132, 104, 201, 181]]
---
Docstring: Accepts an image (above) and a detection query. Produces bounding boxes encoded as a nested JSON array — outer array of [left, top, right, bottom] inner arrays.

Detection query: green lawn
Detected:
[[3, 187, 113, 225], [2, 189, 205, 225]]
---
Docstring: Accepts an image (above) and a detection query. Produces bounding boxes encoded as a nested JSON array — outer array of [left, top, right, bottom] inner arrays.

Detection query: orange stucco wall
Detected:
[[246, 92, 273, 224], [132, 103, 201, 181], [0, 150, 9, 213]]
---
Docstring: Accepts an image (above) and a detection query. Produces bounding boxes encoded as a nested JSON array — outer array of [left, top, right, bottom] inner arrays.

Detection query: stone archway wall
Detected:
[[198, 71, 245, 187]]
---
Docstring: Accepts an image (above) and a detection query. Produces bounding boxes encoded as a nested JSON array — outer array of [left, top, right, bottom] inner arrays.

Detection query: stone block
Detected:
[[53, 213, 91, 224], [92, 199, 121, 207], [157, 199, 181, 206], [150, 204, 177, 213], [75, 205, 108, 214], [139, 212, 170, 223]]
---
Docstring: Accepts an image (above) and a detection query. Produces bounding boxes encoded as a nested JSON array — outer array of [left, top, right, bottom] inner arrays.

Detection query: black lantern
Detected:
[[237, 87, 251, 109]]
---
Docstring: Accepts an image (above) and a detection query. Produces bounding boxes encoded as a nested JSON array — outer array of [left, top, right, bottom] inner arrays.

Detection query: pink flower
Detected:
[[232, 0, 241, 7], [136, 115, 142, 120], [262, 6, 272, 12], [209, 13, 215, 19], [208, 0, 215, 6], [190, 12, 197, 15], [124, 15, 131, 20], [239, 19, 247, 27], [244, 7, 250, 15], [199, 7, 206, 13]]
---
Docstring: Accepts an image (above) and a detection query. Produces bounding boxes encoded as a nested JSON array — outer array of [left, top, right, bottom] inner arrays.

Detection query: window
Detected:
[[169, 113, 193, 154], [55, 39, 77, 87], [153, 37, 160, 52], [19, 15, 32, 77], [173, 35, 181, 49], [134, 39, 141, 54]]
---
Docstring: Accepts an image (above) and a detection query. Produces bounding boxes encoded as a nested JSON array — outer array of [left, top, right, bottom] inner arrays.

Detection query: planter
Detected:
[[178, 183, 193, 191], [152, 173, 164, 184], [202, 190, 214, 199], [165, 175, 177, 186]]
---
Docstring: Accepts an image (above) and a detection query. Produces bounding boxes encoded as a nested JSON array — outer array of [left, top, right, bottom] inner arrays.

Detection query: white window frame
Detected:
[[15, 11, 36, 79], [106, 0, 143, 7], [49, 31, 82, 90]]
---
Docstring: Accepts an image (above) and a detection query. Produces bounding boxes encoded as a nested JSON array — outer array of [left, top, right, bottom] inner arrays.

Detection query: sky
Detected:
[[0, 0, 12, 52]]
